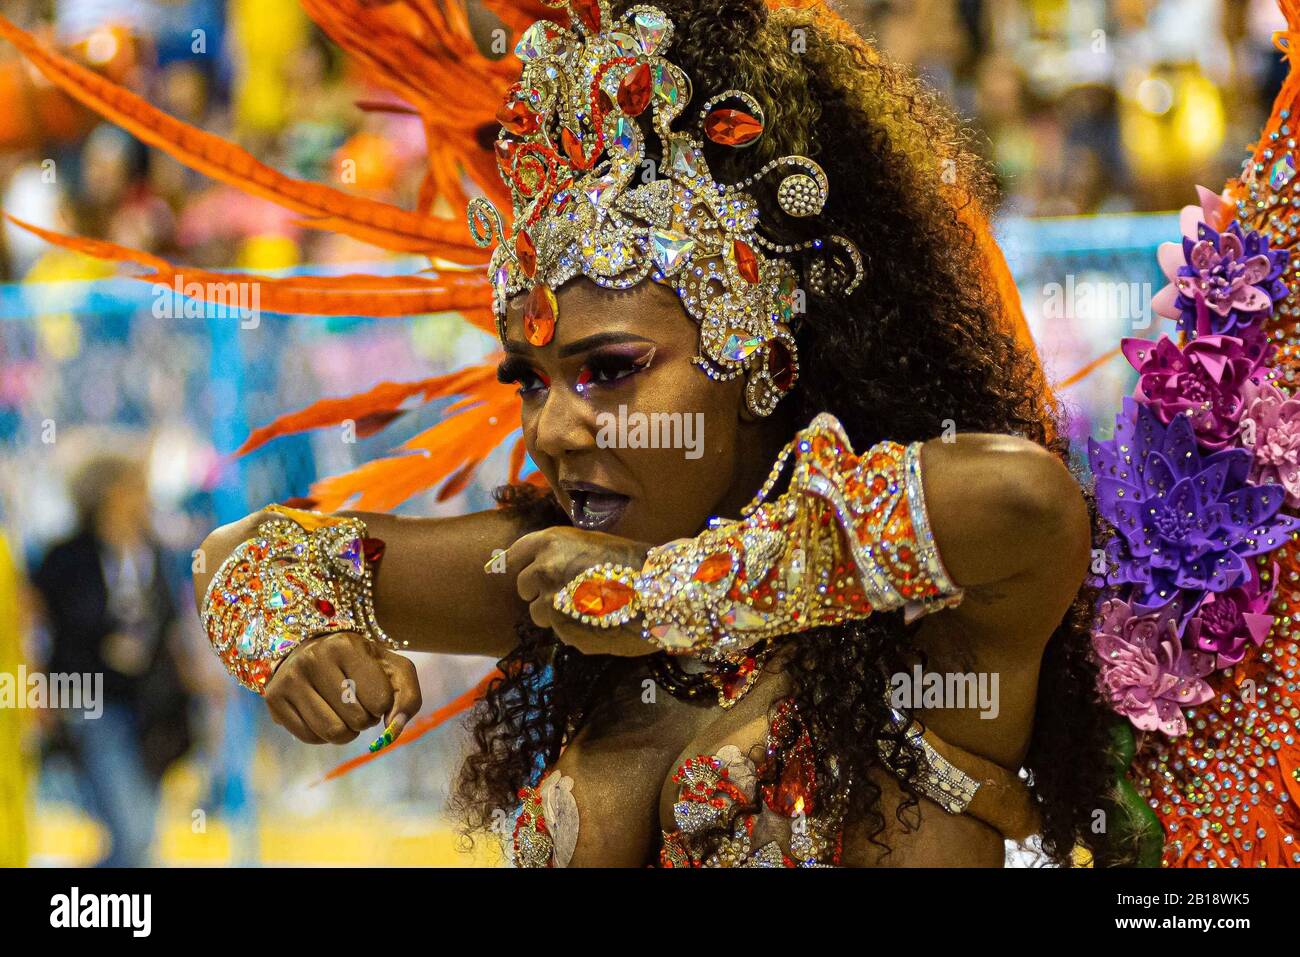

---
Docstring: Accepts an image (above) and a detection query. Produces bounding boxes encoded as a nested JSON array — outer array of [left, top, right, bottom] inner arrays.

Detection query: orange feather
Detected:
[[437, 458, 484, 501], [300, 0, 517, 213], [305, 381, 521, 512], [316, 668, 504, 784], [5, 214, 493, 319], [1056, 345, 1122, 389], [480, 0, 557, 35], [236, 365, 502, 456]]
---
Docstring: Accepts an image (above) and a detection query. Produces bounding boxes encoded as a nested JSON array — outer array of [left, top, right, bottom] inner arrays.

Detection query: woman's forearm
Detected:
[[194, 506, 538, 658], [541, 420, 1091, 660], [348, 508, 536, 656]]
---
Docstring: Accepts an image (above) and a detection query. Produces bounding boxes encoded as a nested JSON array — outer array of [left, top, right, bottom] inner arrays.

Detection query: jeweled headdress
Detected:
[[467, 0, 864, 416]]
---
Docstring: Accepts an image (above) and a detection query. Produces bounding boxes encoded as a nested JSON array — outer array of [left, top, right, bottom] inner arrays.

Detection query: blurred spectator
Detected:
[[28, 451, 193, 866]]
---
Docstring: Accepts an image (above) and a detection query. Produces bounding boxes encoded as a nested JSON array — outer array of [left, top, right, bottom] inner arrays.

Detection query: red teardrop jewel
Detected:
[[732, 239, 759, 284], [768, 339, 796, 391], [494, 138, 517, 169], [617, 63, 652, 116], [561, 127, 588, 168], [524, 284, 557, 346], [515, 230, 537, 277], [704, 108, 763, 146], [767, 747, 815, 816], [571, 0, 601, 33], [718, 656, 757, 701], [361, 537, 386, 564], [693, 552, 733, 583], [496, 98, 540, 136]]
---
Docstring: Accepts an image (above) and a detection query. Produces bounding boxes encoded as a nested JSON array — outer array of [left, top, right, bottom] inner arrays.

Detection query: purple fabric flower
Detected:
[[1121, 333, 1269, 450], [1151, 187, 1289, 338], [1091, 593, 1216, 735], [1239, 377, 1300, 508], [1088, 397, 1300, 605], [1183, 560, 1278, 668]]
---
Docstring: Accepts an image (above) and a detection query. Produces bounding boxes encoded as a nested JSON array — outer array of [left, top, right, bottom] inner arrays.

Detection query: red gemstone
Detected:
[[572, 577, 633, 615], [362, 537, 386, 564], [617, 63, 652, 116], [768, 339, 796, 390], [766, 746, 815, 817], [496, 98, 539, 136], [571, 0, 601, 32], [315, 598, 336, 617], [560, 127, 588, 168], [523, 284, 557, 346], [515, 230, 537, 276], [732, 239, 759, 284], [598, 89, 615, 115], [704, 108, 763, 146], [693, 552, 733, 583], [249, 659, 272, 689], [494, 138, 517, 169], [719, 657, 757, 700]]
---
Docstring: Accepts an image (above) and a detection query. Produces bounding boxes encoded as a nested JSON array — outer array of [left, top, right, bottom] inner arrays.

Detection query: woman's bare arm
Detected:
[[919, 433, 1092, 648]]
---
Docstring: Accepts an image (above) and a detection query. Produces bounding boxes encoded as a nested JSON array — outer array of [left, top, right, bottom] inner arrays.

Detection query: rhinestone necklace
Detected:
[[646, 641, 772, 709]]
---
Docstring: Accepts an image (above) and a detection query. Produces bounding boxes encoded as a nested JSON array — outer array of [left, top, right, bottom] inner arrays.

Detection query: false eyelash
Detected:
[[587, 346, 657, 379], [577, 346, 657, 391], [495, 356, 533, 385]]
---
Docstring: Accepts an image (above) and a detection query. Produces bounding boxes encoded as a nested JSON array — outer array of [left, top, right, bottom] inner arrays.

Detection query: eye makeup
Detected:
[[496, 356, 550, 396], [496, 344, 657, 398], [575, 344, 656, 395]]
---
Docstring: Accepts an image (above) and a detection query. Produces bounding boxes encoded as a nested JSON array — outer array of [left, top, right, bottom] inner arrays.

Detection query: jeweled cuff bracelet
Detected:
[[199, 504, 393, 694], [553, 412, 964, 660]]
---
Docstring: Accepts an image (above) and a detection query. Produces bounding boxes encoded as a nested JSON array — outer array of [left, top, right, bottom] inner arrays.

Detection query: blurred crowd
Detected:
[[0, 0, 1291, 285], [0, 0, 432, 284]]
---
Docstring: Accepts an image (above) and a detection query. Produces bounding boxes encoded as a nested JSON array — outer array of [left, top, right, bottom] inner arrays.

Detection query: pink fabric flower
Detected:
[[1121, 333, 1269, 450], [1239, 378, 1300, 508], [1091, 595, 1216, 735], [1184, 561, 1278, 668]]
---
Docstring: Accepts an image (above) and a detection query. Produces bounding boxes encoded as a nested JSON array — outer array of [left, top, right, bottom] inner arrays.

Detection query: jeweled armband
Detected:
[[200, 504, 393, 694], [553, 412, 963, 659]]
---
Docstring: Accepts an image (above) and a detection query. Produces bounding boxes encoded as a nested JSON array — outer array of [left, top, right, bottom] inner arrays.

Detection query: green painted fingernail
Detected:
[[368, 720, 398, 753]]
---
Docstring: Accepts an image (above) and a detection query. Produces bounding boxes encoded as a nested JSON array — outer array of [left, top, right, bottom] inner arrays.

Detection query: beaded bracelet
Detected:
[[200, 504, 393, 694]]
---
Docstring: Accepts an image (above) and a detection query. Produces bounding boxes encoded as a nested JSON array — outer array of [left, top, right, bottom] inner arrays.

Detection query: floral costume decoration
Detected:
[[1084, 0, 1300, 867]]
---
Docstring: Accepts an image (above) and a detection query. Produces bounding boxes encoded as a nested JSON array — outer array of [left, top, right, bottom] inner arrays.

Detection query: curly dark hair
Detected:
[[452, 0, 1132, 867]]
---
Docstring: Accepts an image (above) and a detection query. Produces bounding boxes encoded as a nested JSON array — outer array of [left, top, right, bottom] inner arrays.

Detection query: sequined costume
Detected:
[[1082, 0, 1300, 868], [508, 404, 1006, 867], [505, 695, 1039, 868], [553, 413, 965, 655]]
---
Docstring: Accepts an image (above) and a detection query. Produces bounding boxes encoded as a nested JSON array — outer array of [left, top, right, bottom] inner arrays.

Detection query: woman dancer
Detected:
[[193, 0, 1117, 867], [10, 0, 1300, 867]]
